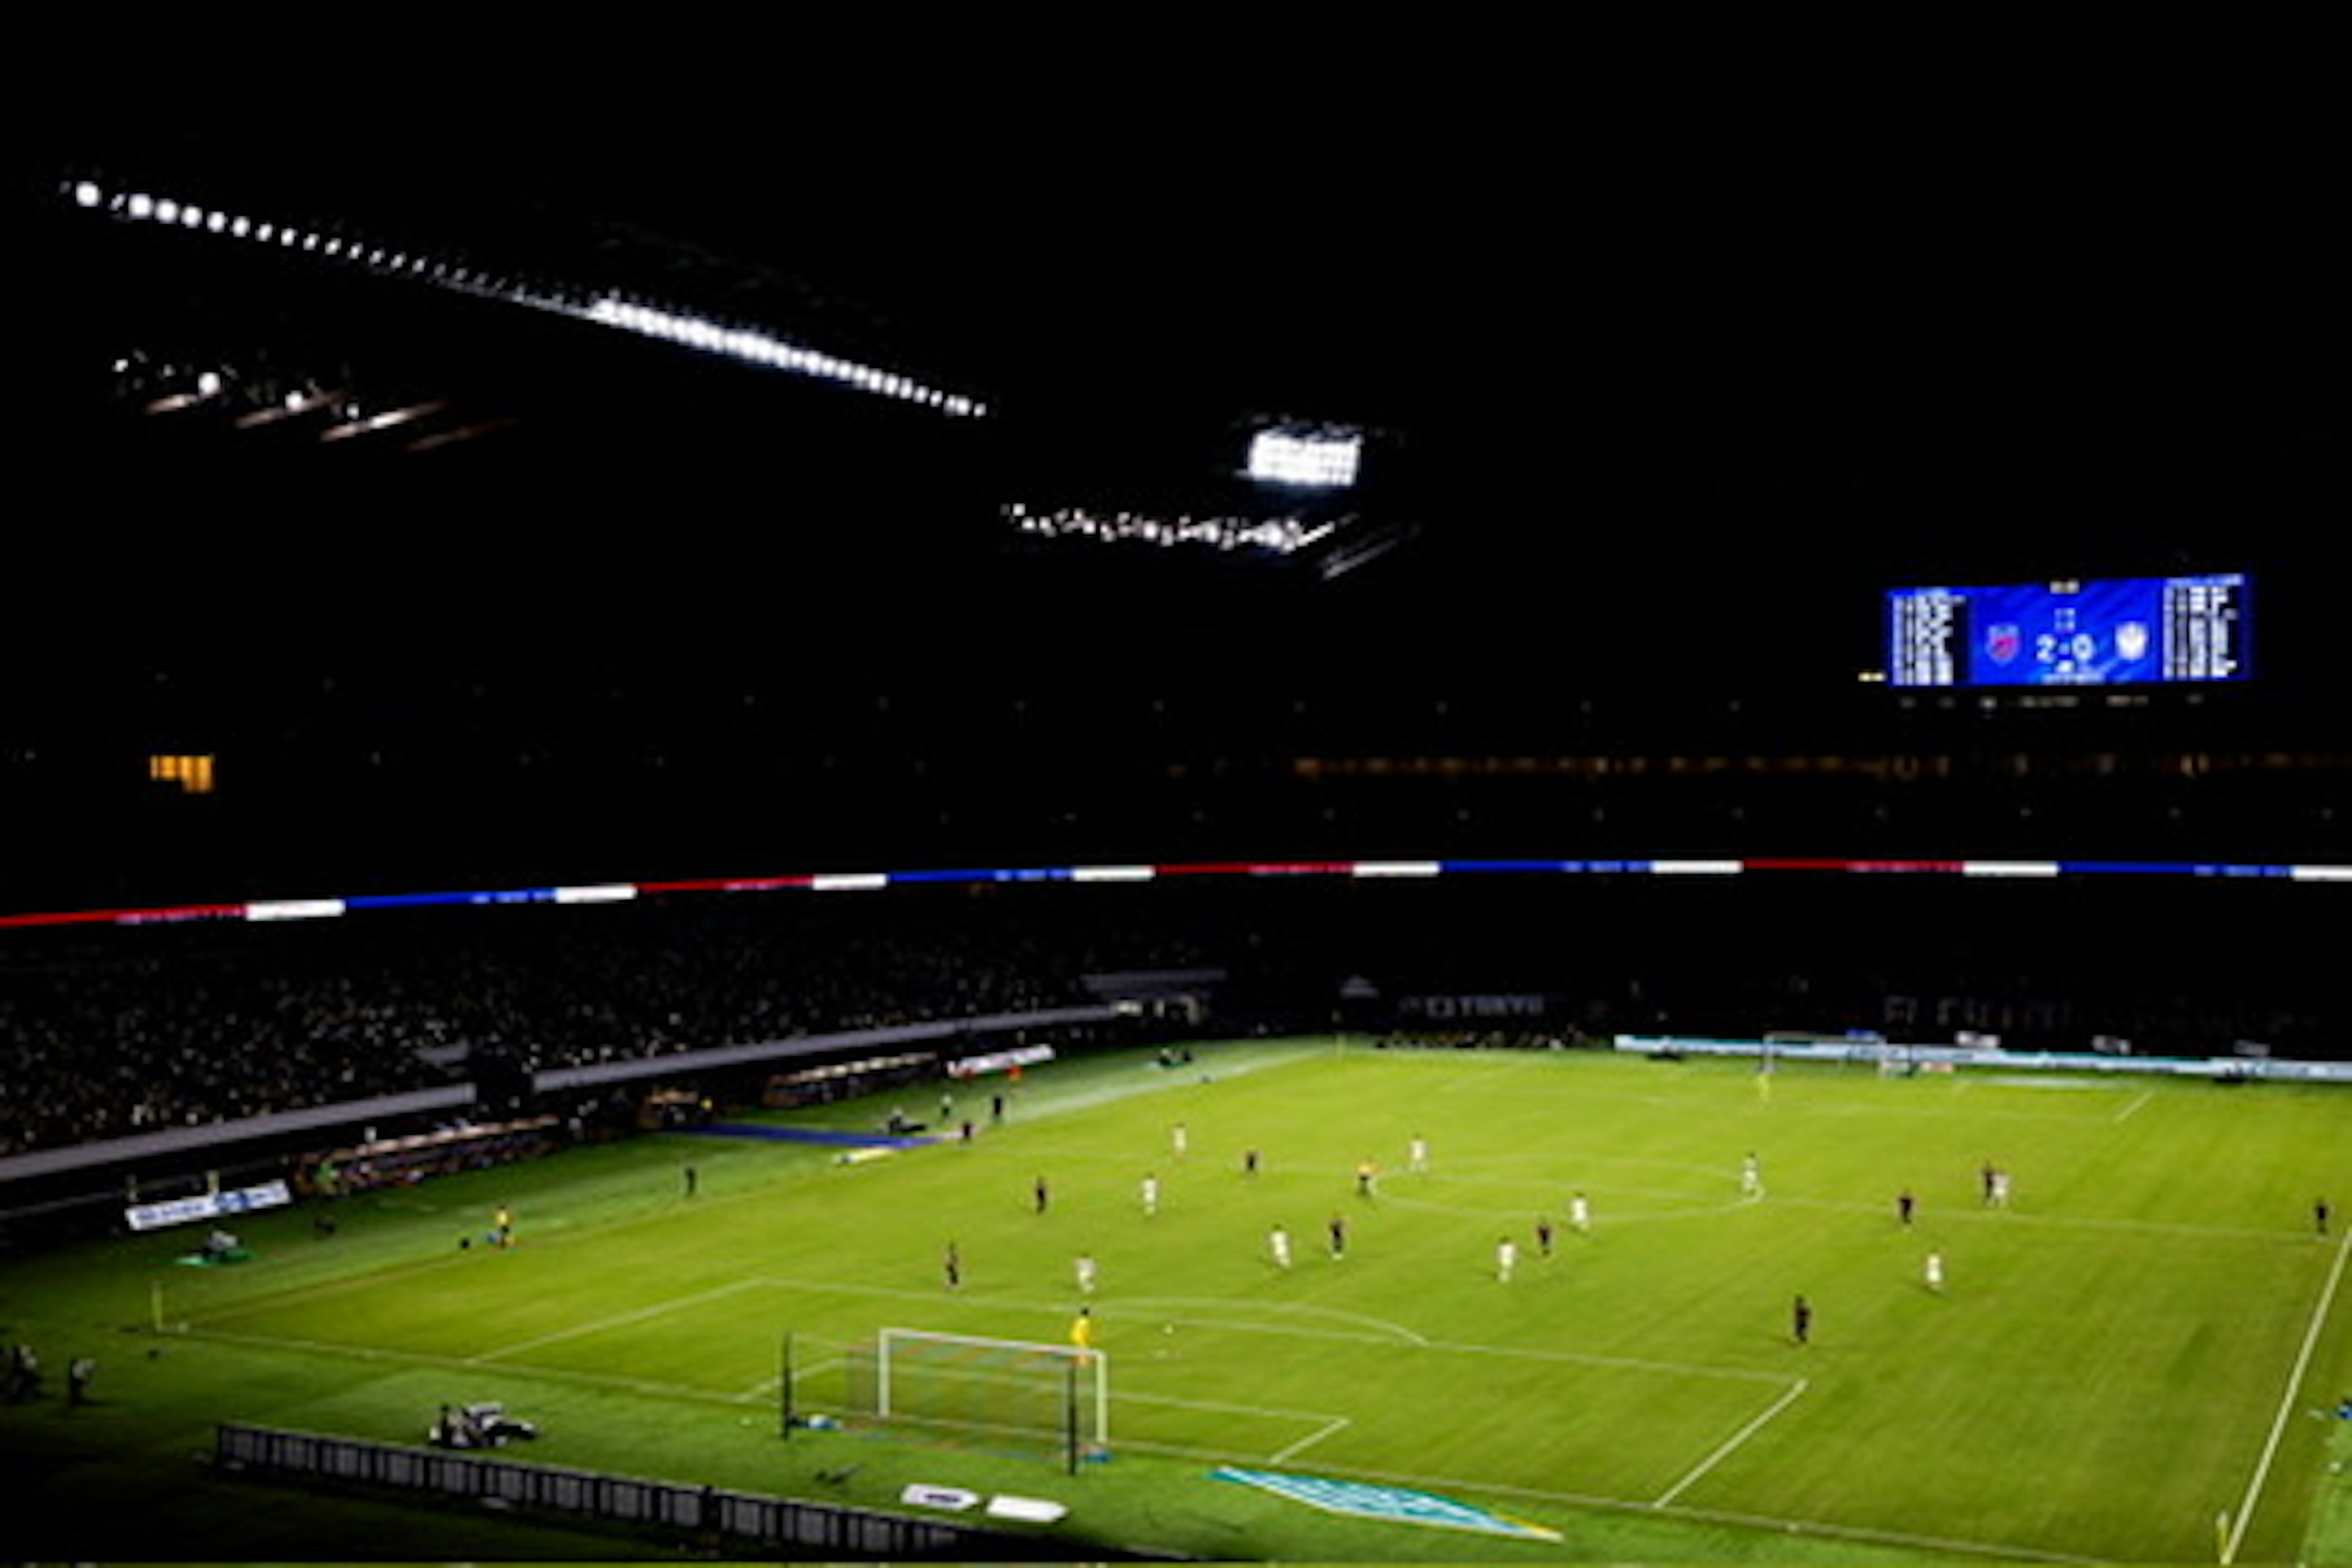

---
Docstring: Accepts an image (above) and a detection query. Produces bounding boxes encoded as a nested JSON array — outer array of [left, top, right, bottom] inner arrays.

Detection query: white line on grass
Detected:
[[2113, 1090, 2154, 1123], [746, 1276, 1435, 1348], [1111, 1385, 1355, 1461], [1268, 1415, 1352, 1464], [737, 1352, 845, 1401], [1651, 1377, 1809, 1507], [2222, 1229, 2352, 1564], [187, 1322, 771, 1406], [475, 1278, 769, 1362]]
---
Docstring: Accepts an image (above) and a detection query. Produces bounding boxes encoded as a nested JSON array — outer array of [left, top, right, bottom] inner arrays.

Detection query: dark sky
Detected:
[[12, 67, 2349, 699]]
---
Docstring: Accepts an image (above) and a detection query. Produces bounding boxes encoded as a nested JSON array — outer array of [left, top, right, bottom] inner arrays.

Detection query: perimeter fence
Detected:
[[214, 1422, 1174, 1560]]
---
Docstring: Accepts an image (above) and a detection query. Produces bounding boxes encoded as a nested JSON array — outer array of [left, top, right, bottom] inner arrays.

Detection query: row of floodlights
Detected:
[[63, 178, 987, 419], [1005, 501, 1335, 555]]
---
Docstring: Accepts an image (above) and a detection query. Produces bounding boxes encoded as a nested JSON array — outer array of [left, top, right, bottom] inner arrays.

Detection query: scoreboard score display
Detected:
[[1886, 574, 2251, 688]]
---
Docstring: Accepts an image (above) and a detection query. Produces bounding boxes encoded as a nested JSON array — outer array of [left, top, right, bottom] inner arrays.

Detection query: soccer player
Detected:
[[1075, 1253, 1097, 1296], [493, 1205, 514, 1248], [1741, 1153, 1762, 1200], [1172, 1122, 1188, 1159], [1496, 1235, 1518, 1283], [1408, 1136, 1428, 1174], [943, 1240, 962, 1291], [1268, 1223, 1292, 1269], [1924, 1250, 1945, 1293], [1792, 1294, 1812, 1346], [1355, 1159, 1378, 1199], [1897, 1189, 1915, 1226], [1033, 1175, 1049, 1215], [1536, 1216, 1555, 1258], [1569, 1191, 1591, 1235], [1140, 1172, 1160, 1217], [1989, 1169, 2011, 1208], [1070, 1306, 1094, 1352], [1242, 1148, 1261, 1178], [2318, 1197, 2332, 1238], [1327, 1213, 1348, 1261]]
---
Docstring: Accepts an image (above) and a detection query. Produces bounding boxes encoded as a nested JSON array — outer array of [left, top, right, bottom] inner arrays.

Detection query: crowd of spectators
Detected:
[[0, 891, 1207, 1158], [1, 873, 2342, 1159]]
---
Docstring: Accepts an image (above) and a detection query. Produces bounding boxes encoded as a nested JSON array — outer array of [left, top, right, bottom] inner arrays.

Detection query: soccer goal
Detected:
[[845, 1327, 1108, 1471]]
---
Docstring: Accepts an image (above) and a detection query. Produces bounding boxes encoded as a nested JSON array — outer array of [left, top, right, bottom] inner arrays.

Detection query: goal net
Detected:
[[844, 1327, 1109, 1469]]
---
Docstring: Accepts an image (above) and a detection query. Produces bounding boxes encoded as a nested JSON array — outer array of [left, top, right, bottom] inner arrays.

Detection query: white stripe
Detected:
[[554, 883, 636, 905], [476, 1280, 765, 1363], [1351, 861, 1442, 878], [1653, 1378, 1809, 1507], [812, 873, 888, 892], [1963, 861, 2061, 878], [1268, 1415, 1353, 1465], [246, 899, 346, 922], [2222, 1231, 2352, 1562], [1072, 864, 1155, 882], [1649, 859, 1743, 875]]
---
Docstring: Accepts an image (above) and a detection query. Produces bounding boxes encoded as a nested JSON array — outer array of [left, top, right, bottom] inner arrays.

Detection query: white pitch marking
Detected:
[[2222, 1229, 2352, 1563], [1652, 1378, 1810, 1507], [476, 1278, 766, 1362], [2113, 1090, 2154, 1123], [1268, 1415, 1352, 1465]]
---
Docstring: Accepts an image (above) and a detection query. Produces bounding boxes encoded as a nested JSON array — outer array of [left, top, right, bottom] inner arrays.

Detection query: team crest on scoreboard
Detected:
[[1984, 622, 2021, 665]]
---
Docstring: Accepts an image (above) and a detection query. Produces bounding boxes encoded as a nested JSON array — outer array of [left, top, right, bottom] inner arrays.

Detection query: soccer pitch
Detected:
[[4, 1038, 2350, 1562]]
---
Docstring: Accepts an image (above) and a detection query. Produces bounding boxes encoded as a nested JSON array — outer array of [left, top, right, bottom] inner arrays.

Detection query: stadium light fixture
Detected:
[[61, 173, 990, 421], [1246, 423, 1363, 489]]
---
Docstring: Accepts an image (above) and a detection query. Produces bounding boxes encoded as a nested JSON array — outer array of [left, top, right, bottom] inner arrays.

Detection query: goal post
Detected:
[[854, 1327, 1108, 1471]]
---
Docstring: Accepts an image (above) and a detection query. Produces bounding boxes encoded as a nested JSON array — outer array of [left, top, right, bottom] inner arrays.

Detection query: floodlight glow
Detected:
[[1248, 428, 1361, 489], [61, 173, 990, 420]]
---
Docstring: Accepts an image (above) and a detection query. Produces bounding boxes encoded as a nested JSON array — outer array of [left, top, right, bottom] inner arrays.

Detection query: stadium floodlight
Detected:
[[1247, 423, 1362, 489], [57, 172, 992, 421]]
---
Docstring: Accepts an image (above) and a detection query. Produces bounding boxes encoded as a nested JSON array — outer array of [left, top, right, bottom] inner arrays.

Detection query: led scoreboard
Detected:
[[1886, 573, 2251, 688]]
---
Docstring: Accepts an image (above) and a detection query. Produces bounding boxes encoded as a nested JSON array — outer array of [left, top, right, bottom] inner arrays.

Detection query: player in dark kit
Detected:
[[1792, 1295, 1812, 1346]]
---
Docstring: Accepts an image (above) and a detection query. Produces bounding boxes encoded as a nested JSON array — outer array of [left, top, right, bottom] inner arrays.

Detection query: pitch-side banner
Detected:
[[125, 1178, 292, 1232]]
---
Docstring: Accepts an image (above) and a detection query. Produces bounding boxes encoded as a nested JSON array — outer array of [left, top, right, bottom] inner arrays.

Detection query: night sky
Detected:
[[10, 62, 2348, 699]]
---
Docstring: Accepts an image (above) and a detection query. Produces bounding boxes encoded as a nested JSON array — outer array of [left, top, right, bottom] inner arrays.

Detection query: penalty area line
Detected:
[[476, 1278, 769, 1363], [1268, 1415, 1352, 1466], [1652, 1377, 1809, 1508]]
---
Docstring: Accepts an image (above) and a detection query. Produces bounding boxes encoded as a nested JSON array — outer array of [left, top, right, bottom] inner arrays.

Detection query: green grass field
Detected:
[[4, 1038, 2351, 1562]]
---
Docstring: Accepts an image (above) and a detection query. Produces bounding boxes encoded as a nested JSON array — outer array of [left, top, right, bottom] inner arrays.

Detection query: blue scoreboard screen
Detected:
[[1885, 574, 2251, 688]]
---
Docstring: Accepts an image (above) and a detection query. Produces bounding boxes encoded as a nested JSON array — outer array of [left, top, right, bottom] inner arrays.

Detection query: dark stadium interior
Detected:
[[7, 74, 2352, 1159]]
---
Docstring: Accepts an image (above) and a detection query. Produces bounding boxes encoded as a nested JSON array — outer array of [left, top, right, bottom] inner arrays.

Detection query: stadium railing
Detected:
[[213, 1422, 1177, 1560]]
